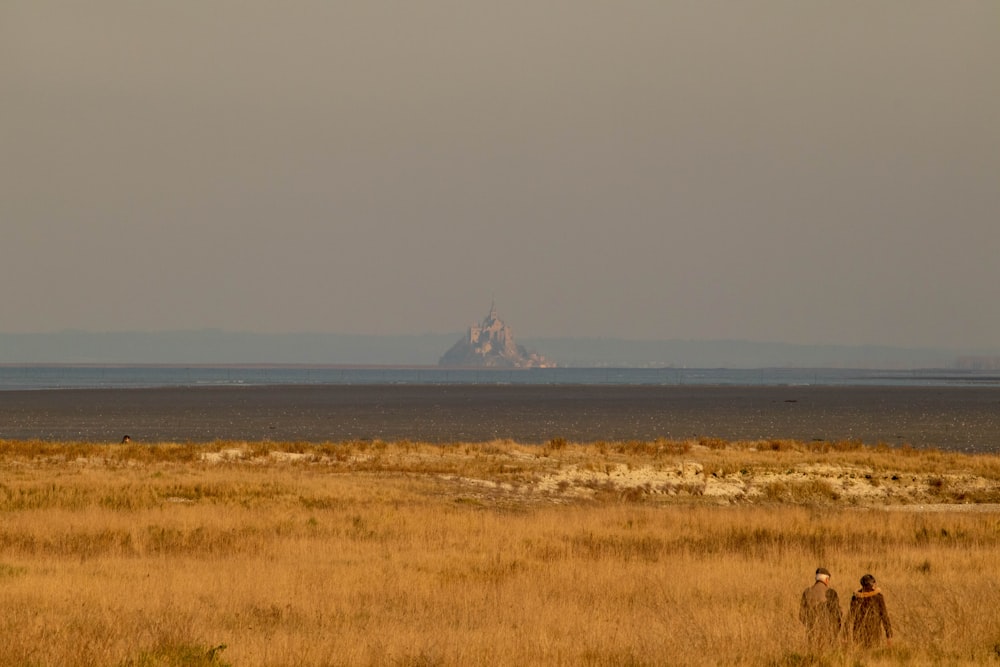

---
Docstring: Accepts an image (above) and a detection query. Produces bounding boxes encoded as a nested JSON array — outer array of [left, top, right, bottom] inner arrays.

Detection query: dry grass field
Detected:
[[2, 437, 1000, 666]]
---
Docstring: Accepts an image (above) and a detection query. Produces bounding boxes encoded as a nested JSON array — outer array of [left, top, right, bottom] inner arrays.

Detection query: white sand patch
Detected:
[[268, 451, 313, 463], [702, 474, 748, 499], [200, 448, 247, 463], [465, 457, 1000, 506], [185, 443, 1000, 508], [535, 462, 709, 497]]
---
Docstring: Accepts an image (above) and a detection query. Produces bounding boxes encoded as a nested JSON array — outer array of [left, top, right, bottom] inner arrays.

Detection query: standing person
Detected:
[[800, 567, 842, 651], [847, 574, 893, 648]]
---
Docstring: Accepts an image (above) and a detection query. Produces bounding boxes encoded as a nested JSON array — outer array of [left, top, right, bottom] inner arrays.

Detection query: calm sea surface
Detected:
[[2, 367, 1000, 449], [1, 365, 999, 390]]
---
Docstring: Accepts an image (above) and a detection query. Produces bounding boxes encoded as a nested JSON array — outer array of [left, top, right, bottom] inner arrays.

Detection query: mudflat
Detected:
[[1, 384, 998, 451]]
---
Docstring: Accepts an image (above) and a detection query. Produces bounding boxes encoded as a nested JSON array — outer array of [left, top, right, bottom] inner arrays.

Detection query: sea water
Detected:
[[0, 365, 998, 391]]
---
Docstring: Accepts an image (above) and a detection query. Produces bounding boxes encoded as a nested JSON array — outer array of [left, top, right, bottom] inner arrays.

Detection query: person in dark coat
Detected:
[[847, 574, 893, 648], [799, 567, 842, 651]]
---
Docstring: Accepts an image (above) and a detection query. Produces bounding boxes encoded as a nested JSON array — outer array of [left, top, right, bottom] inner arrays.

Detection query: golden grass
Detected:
[[1, 438, 1000, 666]]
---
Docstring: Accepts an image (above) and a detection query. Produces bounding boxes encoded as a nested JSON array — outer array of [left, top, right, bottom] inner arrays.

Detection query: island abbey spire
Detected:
[[439, 301, 553, 368]]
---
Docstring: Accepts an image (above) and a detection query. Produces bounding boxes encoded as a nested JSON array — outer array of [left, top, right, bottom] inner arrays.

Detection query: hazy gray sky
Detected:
[[3, 2, 998, 349]]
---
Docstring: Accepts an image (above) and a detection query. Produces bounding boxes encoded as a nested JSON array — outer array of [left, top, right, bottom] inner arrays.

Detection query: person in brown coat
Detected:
[[799, 567, 842, 651], [847, 574, 893, 648]]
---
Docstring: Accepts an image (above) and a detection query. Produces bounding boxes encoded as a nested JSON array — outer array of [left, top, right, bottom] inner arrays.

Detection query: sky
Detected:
[[3, 2, 998, 350]]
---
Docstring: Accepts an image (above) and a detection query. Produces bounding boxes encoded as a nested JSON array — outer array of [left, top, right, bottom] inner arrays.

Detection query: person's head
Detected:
[[815, 567, 831, 583], [860, 574, 877, 591]]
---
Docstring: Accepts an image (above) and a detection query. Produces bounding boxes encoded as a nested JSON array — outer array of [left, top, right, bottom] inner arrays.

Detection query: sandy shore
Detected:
[[190, 441, 1000, 508], [1, 384, 999, 451]]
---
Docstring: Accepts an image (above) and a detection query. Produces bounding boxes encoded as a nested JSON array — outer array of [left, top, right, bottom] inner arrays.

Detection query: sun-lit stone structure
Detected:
[[439, 302, 554, 368]]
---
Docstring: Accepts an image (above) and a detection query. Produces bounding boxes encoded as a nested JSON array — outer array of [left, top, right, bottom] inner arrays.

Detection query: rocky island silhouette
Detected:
[[439, 302, 553, 368]]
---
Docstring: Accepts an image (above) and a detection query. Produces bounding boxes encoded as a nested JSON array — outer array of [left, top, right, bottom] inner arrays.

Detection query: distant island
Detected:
[[439, 302, 554, 368]]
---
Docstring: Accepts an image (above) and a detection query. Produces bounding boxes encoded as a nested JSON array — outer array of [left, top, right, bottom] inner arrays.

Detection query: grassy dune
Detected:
[[2, 438, 1000, 666]]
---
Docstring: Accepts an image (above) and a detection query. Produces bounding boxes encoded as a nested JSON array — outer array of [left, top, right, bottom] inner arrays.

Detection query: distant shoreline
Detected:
[[4, 330, 994, 368]]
